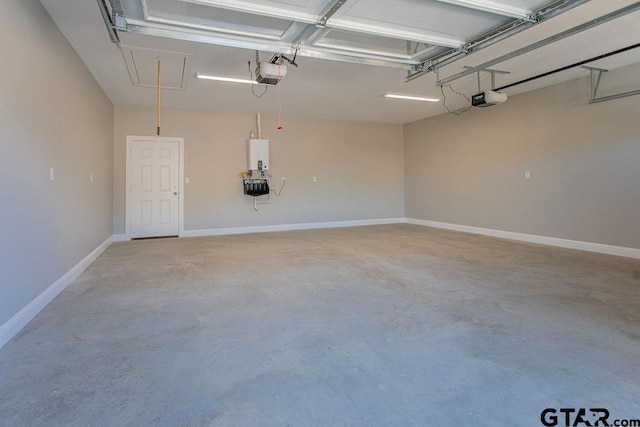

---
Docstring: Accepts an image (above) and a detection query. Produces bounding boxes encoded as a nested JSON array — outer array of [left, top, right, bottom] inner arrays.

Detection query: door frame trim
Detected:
[[125, 135, 185, 240]]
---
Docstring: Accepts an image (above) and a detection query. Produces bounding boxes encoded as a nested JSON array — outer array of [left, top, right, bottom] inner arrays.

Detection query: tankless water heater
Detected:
[[247, 139, 269, 171]]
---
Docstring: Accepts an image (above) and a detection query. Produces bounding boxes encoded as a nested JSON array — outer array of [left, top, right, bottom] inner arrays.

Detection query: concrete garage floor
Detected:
[[1, 224, 639, 426]]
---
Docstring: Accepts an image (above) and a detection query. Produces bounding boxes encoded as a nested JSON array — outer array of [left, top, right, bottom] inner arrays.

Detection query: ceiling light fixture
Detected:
[[384, 93, 440, 102], [197, 73, 259, 85]]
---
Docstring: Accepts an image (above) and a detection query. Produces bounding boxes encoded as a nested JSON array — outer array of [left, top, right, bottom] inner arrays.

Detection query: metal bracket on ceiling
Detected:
[[270, 51, 299, 67], [322, 0, 348, 21], [291, 0, 347, 52], [583, 66, 608, 100], [407, 61, 431, 79], [113, 13, 127, 31], [589, 88, 640, 105], [582, 65, 640, 105], [456, 45, 471, 55], [521, 13, 539, 24], [110, 0, 127, 30], [96, 0, 122, 45], [315, 0, 347, 29], [463, 66, 511, 91]]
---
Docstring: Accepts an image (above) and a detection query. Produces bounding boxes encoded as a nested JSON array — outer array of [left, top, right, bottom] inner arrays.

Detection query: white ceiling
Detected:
[[40, 0, 640, 124]]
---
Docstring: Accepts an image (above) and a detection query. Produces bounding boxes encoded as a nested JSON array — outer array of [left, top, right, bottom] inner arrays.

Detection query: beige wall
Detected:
[[404, 63, 640, 249], [0, 0, 114, 326], [114, 108, 404, 233]]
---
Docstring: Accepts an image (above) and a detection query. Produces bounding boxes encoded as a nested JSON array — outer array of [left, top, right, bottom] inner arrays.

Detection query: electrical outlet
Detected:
[[281, 177, 286, 183], [524, 170, 531, 179], [313, 176, 317, 183]]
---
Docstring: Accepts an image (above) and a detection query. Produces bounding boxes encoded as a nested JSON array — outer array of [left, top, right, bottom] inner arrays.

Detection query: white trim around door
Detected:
[[125, 136, 184, 240]]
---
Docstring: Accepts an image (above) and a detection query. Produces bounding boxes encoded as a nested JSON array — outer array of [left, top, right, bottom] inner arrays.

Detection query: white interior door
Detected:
[[128, 137, 181, 238]]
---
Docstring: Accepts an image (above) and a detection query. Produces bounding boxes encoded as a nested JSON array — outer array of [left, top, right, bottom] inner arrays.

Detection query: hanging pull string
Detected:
[[277, 62, 283, 130], [440, 84, 472, 116], [248, 61, 269, 98], [156, 59, 161, 135]]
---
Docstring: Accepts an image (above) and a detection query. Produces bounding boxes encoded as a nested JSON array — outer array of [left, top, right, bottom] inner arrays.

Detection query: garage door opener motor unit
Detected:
[[472, 90, 507, 107]]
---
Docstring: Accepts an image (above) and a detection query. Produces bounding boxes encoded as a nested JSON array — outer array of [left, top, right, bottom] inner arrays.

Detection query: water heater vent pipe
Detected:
[[256, 114, 262, 139]]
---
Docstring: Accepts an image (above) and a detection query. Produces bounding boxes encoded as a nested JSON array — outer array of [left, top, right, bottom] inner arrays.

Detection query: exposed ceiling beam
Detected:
[[434, 0, 530, 18]]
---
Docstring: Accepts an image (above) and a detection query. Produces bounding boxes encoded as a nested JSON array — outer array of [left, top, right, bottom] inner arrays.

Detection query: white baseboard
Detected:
[[182, 218, 407, 238], [2, 220, 635, 351], [406, 218, 640, 259], [112, 234, 128, 242], [0, 236, 114, 350]]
